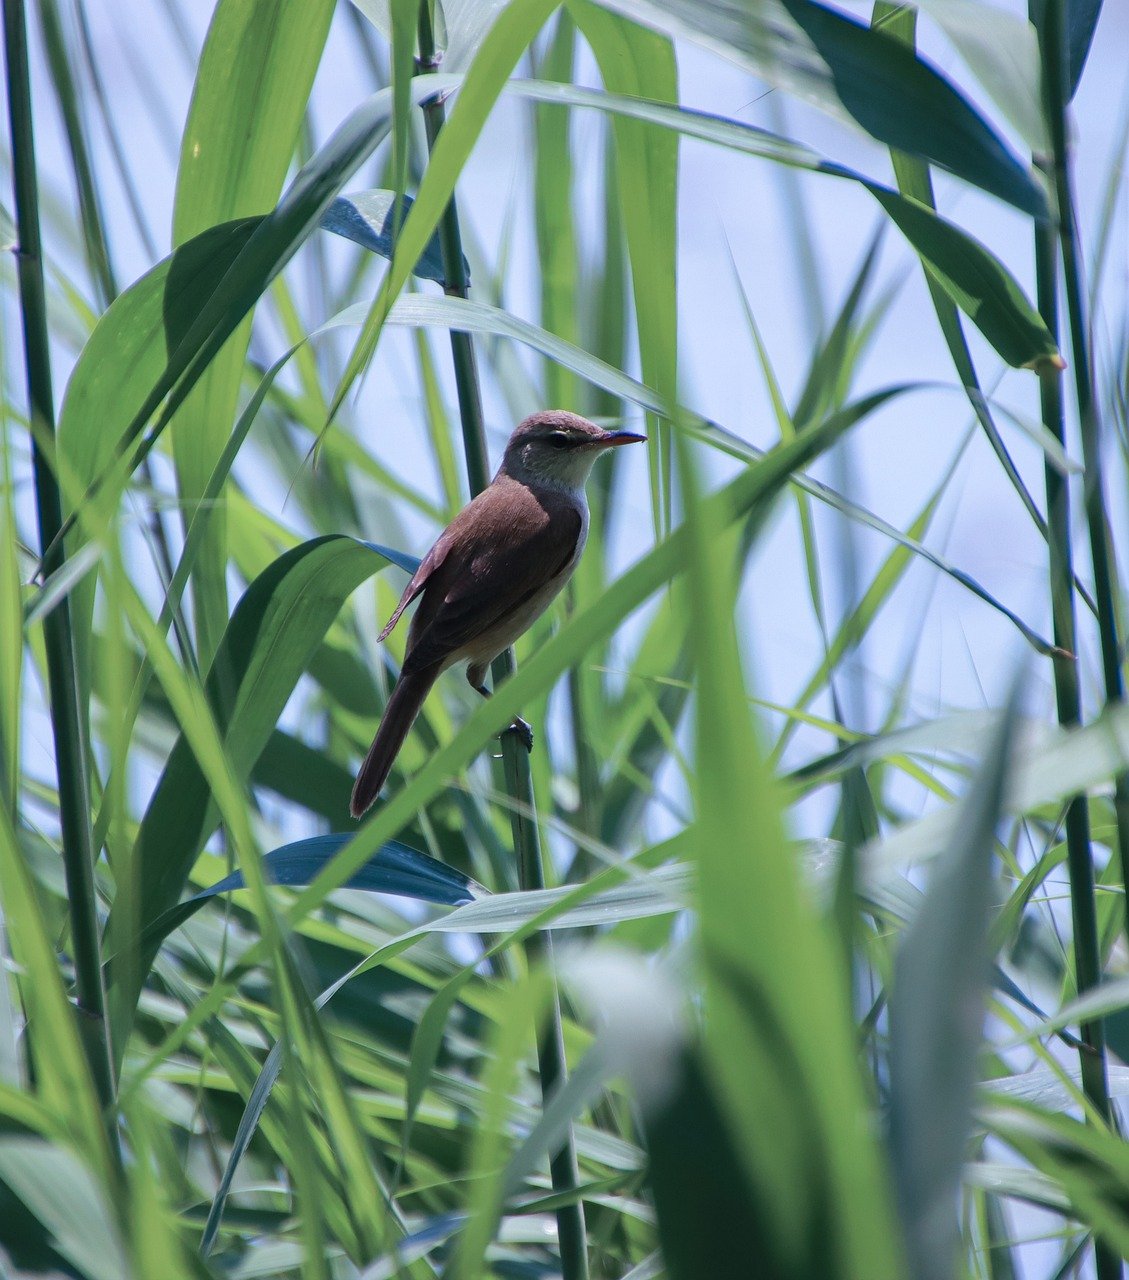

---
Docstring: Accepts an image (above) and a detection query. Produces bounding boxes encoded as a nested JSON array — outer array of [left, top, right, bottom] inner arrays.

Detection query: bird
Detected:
[[350, 410, 646, 817]]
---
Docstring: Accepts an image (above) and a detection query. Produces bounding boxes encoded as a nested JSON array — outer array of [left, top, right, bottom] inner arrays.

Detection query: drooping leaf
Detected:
[[108, 536, 398, 1032], [135, 835, 481, 983], [502, 78, 1059, 369], [586, 0, 1047, 215], [320, 190, 464, 283]]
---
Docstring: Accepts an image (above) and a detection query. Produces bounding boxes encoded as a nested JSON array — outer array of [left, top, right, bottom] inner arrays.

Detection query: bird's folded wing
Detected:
[[402, 485, 581, 673]]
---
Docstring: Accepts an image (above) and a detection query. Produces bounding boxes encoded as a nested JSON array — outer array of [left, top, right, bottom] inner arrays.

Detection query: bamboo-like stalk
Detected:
[[413, 7, 590, 1280], [1036, 0, 1129, 956], [3, 0, 116, 1115], [1031, 11, 1117, 1276]]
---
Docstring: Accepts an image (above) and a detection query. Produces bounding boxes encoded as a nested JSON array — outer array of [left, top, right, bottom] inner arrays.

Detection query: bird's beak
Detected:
[[597, 430, 648, 448]]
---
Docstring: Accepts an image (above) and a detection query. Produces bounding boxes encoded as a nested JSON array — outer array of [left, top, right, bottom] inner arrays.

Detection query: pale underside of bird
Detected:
[[350, 410, 646, 817]]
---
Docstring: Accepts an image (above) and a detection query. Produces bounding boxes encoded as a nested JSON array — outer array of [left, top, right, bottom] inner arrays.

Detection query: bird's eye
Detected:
[[547, 431, 571, 448]]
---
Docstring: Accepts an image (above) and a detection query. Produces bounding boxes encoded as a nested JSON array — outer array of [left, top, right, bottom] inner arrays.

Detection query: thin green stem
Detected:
[[3, 0, 117, 1116], [1032, 8, 1117, 1272], [414, 7, 589, 1279], [1037, 0, 1129, 959]]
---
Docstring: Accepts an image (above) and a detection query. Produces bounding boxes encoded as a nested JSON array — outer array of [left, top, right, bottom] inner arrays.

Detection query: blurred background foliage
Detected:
[[2, 0, 1129, 1276]]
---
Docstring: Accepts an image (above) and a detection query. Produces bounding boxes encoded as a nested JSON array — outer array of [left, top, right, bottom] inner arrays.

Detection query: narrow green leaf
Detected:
[[170, 0, 336, 661], [571, 1, 679, 529]]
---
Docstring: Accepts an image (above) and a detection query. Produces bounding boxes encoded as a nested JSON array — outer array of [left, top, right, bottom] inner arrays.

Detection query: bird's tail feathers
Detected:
[[350, 666, 440, 818]]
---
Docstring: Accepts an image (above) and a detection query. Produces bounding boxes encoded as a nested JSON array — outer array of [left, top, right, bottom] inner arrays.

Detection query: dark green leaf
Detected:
[[779, 0, 1046, 216]]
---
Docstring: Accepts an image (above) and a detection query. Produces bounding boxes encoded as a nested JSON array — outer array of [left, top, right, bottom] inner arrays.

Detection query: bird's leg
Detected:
[[471, 681, 534, 752]]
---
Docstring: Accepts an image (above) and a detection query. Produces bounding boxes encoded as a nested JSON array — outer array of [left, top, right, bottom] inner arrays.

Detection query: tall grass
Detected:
[[2, 0, 1129, 1277]]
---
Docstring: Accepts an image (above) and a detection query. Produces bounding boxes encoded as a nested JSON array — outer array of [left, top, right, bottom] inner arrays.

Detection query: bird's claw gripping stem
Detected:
[[503, 716, 534, 752]]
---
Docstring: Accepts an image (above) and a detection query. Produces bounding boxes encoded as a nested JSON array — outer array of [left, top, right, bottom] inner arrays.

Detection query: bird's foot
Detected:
[[502, 715, 534, 752]]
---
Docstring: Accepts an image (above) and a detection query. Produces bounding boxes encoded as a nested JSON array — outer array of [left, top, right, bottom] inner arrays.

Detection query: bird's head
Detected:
[[500, 411, 646, 490]]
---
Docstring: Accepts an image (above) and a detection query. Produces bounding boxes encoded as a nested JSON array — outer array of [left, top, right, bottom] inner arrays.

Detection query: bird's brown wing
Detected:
[[378, 539, 450, 642], [401, 479, 582, 675]]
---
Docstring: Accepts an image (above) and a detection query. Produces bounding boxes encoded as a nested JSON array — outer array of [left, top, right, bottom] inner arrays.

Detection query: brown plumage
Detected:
[[350, 411, 645, 817]]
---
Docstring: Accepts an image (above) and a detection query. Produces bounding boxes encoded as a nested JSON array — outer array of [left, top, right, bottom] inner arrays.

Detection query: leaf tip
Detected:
[[1027, 352, 1067, 374]]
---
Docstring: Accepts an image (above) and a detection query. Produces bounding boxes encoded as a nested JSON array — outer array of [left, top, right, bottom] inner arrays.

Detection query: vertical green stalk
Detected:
[[3, 0, 116, 1114], [1036, 0, 1129, 955], [1031, 9, 1117, 1273], [413, 7, 589, 1280]]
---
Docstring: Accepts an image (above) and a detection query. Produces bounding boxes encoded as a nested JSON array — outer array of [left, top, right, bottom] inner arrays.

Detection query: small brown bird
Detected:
[[350, 410, 646, 817]]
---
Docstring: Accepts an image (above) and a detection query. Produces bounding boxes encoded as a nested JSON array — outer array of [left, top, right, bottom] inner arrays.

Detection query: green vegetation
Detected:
[[2, 0, 1127, 1276]]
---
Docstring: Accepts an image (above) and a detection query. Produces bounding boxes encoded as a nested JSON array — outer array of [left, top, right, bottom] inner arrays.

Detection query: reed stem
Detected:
[[3, 0, 116, 1117], [413, 7, 589, 1278]]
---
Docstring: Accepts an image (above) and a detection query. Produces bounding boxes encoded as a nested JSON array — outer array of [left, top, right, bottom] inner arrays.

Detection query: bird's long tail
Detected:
[[350, 666, 440, 818]]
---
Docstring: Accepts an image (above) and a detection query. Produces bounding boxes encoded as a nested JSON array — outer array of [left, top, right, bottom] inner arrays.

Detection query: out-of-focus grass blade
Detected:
[[320, 191, 460, 283], [865, 701, 1129, 878], [0, 434, 21, 808], [587, 0, 1046, 216], [0, 809, 112, 1185], [889, 691, 1019, 1280], [573, 2, 679, 531], [678, 428, 902, 1275], [170, 0, 335, 661], [533, 12, 581, 411], [503, 79, 1059, 369], [108, 536, 397, 1040], [1065, 0, 1103, 98], [0, 1137, 127, 1280]]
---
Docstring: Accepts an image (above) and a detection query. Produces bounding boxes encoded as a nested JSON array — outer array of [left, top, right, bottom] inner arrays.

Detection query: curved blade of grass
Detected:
[[679, 418, 903, 1275]]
